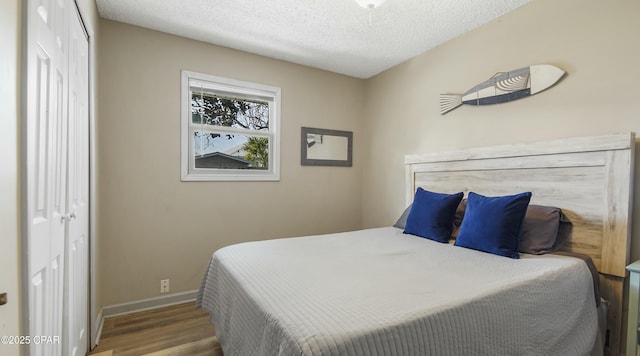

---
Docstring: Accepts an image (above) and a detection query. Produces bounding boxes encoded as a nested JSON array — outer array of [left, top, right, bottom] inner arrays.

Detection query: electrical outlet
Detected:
[[160, 279, 170, 294]]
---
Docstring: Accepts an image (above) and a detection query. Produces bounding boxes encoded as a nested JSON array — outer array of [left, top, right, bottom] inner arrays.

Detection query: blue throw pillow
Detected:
[[454, 191, 532, 259], [403, 188, 464, 243]]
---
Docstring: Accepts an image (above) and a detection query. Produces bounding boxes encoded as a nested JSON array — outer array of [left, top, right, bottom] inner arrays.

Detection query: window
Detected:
[[181, 71, 281, 181]]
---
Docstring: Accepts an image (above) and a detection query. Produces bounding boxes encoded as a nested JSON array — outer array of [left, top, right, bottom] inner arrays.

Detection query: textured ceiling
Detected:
[[96, 0, 533, 79]]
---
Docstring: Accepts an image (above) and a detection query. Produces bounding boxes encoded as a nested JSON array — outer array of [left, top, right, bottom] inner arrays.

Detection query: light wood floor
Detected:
[[88, 301, 222, 356]]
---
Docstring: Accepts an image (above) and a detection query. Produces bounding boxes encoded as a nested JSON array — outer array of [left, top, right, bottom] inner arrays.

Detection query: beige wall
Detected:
[[0, 0, 21, 354], [97, 0, 640, 311], [97, 20, 364, 307], [362, 0, 640, 259]]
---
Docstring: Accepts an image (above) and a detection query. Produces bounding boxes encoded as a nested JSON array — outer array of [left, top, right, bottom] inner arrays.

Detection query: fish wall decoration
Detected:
[[439, 64, 566, 115]]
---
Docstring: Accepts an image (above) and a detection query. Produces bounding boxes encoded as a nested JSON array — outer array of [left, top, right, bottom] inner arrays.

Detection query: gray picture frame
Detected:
[[301, 127, 353, 167]]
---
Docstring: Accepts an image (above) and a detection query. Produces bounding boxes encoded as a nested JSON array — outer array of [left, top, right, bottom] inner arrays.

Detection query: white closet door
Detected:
[[26, 0, 69, 355], [27, 0, 90, 355], [63, 5, 89, 356]]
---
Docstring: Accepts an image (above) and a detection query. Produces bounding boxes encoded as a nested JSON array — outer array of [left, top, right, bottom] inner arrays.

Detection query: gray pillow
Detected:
[[393, 205, 412, 229], [519, 205, 572, 254], [450, 199, 466, 238]]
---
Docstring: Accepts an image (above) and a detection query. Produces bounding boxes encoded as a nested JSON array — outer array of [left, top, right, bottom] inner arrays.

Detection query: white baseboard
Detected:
[[102, 289, 199, 318], [93, 290, 199, 345]]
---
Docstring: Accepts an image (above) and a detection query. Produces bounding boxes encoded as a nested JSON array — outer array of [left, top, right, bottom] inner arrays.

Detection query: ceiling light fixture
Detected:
[[355, 0, 386, 26], [354, 0, 386, 9]]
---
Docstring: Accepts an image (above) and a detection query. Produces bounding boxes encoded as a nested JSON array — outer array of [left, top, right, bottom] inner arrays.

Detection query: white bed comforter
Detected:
[[196, 227, 598, 356]]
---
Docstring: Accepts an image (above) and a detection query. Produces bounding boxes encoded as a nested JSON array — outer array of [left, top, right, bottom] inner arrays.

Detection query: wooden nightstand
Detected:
[[627, 260, 640, 355]]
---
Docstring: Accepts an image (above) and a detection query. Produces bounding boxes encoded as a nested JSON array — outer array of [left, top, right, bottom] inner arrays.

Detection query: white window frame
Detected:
[[181, 70, 281, 181]]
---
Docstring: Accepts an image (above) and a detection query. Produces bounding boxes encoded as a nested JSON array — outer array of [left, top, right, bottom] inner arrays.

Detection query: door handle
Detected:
[[60, 212, 77, 223]]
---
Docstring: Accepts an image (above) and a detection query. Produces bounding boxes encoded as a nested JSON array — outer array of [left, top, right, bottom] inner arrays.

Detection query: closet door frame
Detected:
[[21, 0, 93, 354]]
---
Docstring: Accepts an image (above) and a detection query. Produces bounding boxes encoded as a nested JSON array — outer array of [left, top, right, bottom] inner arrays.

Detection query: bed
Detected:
[[197, 132, 635, 356]]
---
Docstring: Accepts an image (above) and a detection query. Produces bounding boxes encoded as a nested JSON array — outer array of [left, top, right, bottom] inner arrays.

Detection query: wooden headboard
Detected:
[[404, 132, 635, 356]]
